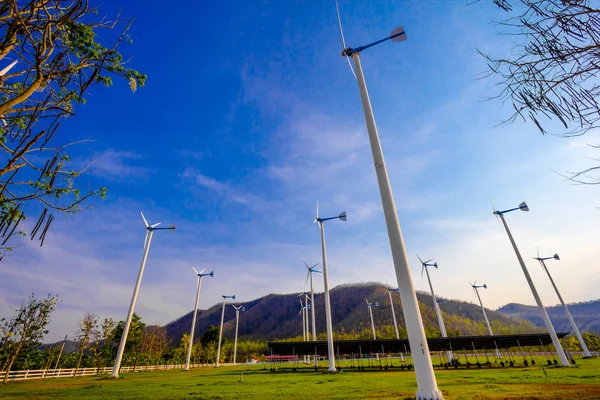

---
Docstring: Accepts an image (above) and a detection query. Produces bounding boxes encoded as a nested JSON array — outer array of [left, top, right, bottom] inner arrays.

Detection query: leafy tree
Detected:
[[73, 312, 98, 376], [108, 313, 145, 369], [152, 326, 170, 367], [201, 325, 220, 346], [90, 317, 116, 371], [0, 0, 146, 255], [0, 293, 57, 382], [480, 0, 600, 183]]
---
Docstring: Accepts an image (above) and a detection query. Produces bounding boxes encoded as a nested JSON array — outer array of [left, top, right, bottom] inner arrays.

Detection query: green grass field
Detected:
[[1, 358, 599, 399]]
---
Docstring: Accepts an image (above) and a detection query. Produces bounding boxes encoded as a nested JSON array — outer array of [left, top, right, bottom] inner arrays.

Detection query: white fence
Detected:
[[0, 363, 218, 382]]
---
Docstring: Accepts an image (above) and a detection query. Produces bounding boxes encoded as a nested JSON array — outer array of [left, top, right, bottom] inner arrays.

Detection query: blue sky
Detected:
[[2, 1, 600, 342]]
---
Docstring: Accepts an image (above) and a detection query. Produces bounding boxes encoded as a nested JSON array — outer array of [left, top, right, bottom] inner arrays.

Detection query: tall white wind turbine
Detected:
[[366, 299, 379, 340], [112, 213, 175, 378], [184, 268, 214, 371], [304, 261, 321, 342], [418, 256, 452, 363], [314, 200, 346, 372], [335, 1, 443, 396], [215, 295, 235, 367], [534, 252, 592, 358], [494, 202, 570, 366], [231, 304, 245, 366], [469, 281, 500, 359], [385, 287, 401, 339]]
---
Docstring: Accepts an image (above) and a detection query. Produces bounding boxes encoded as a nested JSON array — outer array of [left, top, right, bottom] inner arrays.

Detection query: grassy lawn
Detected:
[[1, 358, 599, 399]]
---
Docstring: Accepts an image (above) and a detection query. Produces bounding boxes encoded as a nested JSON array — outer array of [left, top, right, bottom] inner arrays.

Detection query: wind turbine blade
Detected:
[[199, 268, 206, 274], [304, 261, 310, 270], [390, 26, 407, 42], [141, 212, 149, 228], [0, 60, 17, 77], [335, 0, 348, 50], [345, 56, 357, 78], [421, 264, 425, 279], [424, 259, 433, 264], [151, 222, 161, 228], [192, 267, 199, 275], [416, 255, 424, 264], [143, 231, 149, 250], [311, 263, 320, 269], [306, 270, 310, 284], [537, 246, 540, 260]]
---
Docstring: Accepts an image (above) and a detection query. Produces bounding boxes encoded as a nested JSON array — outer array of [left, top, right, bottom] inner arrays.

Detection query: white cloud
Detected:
[[91, 149, 149, 181]]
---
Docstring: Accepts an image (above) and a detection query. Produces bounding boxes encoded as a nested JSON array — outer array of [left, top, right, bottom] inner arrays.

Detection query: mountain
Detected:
[[497, 300, 600, 333], [164, 282, 538, 344]]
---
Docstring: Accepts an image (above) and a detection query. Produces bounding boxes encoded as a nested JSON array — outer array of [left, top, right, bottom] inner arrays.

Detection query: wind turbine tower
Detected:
[[215, 295, 235, 367], [231, 304, 245, 366], [534, 252, 592, 358], [386, 287, 401, 339], [366, 299, 379, 340], [112, 213, 175, 378], [185, 267, 214, 371], [418, 256, 452, 362], [314, 201, 346, 372], [469, 281, 500, 359]]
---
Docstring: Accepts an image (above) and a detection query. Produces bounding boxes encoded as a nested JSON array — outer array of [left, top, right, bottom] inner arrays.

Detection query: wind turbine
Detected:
[[298, 291, 311, 340], [215, 295, 235, 367], [366, 299, 379, 340], [534, 252, 592, 358], [385, 287, 401, 339], [314, 200, 346, 372], [184, 267, 214, 371], [111, 213, 175, 378], [418, 256, 452, 363], [304, 261, 321, 342], [298, 294, 311, 364], [494, 202, 570, 367], [418, 257, 447, 337], [231, 304, 245, 366], [334, 1, 442, 397], [469, 281, 500, 359]]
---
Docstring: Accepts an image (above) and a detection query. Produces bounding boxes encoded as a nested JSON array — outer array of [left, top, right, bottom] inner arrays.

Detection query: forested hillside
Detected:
[[497, 300, 600, 333], [164, 283, 538, 343]]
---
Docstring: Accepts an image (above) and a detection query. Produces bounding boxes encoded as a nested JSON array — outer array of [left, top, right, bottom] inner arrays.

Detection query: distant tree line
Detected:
[[1, 293, 598, 382], [0, 294, 268, 381]]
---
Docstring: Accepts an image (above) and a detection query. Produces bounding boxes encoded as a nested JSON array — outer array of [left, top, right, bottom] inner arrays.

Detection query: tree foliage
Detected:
[[480, 0, 600, 183], [0, 293, 57, 381], [0, 0, 146, 254], [73, 312, 98, 375]]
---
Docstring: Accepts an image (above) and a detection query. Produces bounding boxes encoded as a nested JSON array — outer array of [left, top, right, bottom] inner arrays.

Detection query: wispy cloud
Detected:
[[181, 167, 268, 210], [91, 149, 150, 181]]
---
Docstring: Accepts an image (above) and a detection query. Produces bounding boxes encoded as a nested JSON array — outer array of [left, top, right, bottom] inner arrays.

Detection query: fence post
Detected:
[[24, 370, 29, 379]]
